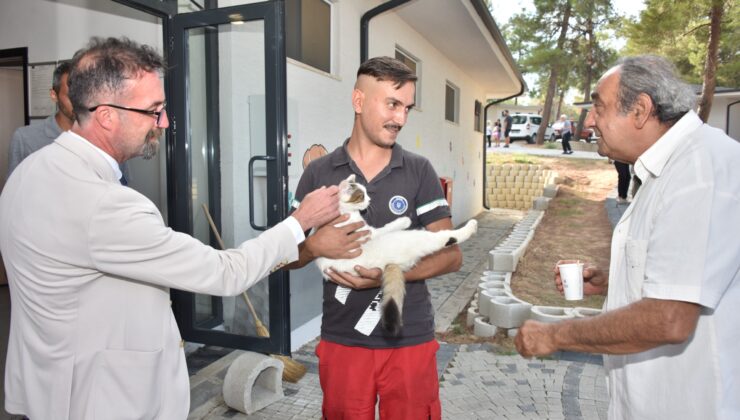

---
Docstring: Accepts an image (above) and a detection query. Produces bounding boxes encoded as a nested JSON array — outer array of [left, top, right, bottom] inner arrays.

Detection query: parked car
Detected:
[[549, 119, 597, 142], [508, 113, 553, 144]]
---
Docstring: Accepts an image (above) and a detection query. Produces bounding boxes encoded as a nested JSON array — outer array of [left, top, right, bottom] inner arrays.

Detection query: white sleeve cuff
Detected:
[[282, 216, 306, 245]]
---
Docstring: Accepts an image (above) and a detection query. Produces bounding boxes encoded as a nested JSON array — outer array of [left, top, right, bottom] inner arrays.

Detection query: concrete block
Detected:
[[573, 307, 602, 318], [543, 185, 558, 198], [478, 289, 509, 317], [490, 250, 516, 272], [223, 351, 284, 415], [477, 280, 509, 294], [488, 296, 532, 329], [533, 197, 551, 211], [466, 307, 479, 327], [530, 306, 575, 324], [473, 316, 498, 337]]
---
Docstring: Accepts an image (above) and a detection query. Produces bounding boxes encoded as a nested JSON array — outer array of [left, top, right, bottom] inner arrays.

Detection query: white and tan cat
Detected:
[[316, 174, 477, 336]]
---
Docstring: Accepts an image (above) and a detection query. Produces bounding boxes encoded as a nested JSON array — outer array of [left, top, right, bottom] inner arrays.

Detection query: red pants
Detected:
[[316, 339, 442, 420]]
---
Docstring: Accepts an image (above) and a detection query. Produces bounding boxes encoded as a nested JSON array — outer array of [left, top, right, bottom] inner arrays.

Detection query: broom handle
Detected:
[[201, 203, 265, 327], [201, 203, 226, 250]]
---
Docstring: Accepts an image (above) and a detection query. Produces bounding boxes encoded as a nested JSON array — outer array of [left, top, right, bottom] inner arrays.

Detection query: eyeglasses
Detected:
[[88, 103, 167, 126]]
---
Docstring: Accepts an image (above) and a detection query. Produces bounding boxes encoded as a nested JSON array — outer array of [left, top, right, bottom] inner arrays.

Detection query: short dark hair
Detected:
[[68, 37, 165, 121], [357, 56, 417, 89], [51, 62, 71, 94], [614, 55, 695, 125]]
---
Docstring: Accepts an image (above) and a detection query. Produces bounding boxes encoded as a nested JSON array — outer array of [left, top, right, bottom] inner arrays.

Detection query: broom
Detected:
[[201, 203, 307, 383]]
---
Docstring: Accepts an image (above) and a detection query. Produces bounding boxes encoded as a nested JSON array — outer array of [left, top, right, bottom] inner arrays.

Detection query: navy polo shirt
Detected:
[[292, 139, 450, 348]]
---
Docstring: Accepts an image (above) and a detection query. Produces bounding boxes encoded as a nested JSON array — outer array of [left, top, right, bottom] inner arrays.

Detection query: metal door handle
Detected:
[[248, 155, 275, 231]]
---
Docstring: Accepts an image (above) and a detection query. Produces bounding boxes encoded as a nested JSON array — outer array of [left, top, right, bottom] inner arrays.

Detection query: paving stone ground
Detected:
[[188, 207, 613, 420]]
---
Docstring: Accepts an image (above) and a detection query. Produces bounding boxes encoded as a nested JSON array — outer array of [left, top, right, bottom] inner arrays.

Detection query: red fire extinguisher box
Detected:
[[439, 177, 453, 207]]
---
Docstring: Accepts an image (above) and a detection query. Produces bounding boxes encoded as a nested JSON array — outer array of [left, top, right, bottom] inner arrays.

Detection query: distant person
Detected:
[[485, 120, 492, 148], [503, 110, 512, 148], [7, 62, 74, 176], [515, 55, 740, 419], [493, 119, 502, 147], [559, 114, 573, 154], [7, 62, 130, 182], [0, 37, 341, 420], [613, 160, 630, 203]]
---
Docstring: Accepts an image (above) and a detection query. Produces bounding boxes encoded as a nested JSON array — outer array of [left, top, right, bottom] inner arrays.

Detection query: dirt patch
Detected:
[[437, 150, 616, 351]]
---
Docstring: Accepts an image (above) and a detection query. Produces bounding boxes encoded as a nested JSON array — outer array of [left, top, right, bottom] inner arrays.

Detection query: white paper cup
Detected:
[[559, 263, 584, 301]]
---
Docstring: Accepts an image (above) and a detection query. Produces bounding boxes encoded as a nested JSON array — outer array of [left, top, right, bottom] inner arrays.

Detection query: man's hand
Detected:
[[326, 265, 382, 289], [292, 186, 340, 231], [305, 215, 369, 259], [554, 260, 608, 296], [515, 320, 558, 358]]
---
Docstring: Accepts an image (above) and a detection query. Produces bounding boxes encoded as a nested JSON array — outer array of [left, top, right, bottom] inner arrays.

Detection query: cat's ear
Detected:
[[346, 174, 356, 183]]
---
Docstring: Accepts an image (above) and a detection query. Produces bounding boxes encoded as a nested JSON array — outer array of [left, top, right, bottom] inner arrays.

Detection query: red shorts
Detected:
[[316, 339, 441, 420]]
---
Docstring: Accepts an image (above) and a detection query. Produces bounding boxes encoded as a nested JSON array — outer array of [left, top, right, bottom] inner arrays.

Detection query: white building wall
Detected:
[[0, 0, 166, 212], [368, 11, 486, 226], [707, 96, 740, 142], [286, 2, 487, 227]]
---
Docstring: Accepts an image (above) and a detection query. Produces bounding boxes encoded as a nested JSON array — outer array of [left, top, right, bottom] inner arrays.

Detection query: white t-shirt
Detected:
[[605, 111, 740, 420]]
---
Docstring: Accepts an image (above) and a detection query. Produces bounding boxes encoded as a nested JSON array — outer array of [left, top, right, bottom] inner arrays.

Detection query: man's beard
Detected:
[[141, 128, 162, 160]]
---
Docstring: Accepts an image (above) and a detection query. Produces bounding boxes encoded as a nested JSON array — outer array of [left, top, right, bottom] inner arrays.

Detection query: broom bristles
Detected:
[[274, 354, 308, 383]]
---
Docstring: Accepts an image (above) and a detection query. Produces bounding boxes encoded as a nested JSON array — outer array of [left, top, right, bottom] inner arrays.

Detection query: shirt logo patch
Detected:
[[388, 195, 408, 215]]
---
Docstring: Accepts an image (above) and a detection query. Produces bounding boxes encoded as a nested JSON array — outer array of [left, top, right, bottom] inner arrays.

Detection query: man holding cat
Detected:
[[289, 57, 461, 419]]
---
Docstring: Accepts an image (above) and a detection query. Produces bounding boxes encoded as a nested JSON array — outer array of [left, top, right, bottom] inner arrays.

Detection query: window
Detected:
[[395, 47, 421, 108], [286, 0, 331, 73], [445, 81, 459, 123], [511, 115, 529, 124], [474, 100, 482, 132]]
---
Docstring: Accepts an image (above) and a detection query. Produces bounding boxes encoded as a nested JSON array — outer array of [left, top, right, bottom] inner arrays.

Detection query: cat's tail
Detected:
[[381, 263, 405, 336]]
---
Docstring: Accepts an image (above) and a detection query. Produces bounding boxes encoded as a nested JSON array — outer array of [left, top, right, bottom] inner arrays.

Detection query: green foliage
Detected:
[[622, 0, 739, 87], [503, 0, 619, 129]]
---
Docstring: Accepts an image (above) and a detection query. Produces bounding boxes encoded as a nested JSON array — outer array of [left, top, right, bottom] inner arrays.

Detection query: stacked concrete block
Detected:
[[530, 306, 576, 323], [486, 163, 558, 210], [477, 288, 510, 318], [573, 307, 602, 317], [533, 196, 552, 210], [488, 210, 544, 273], [543, 184, 559, 198], [473, 316, 498, 337], [467, 187, 606, 339], [223, 351, 284, 415], [488, 295, 532, 329]]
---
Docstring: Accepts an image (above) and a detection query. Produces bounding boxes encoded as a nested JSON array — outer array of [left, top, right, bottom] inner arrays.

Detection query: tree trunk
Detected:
[[555, 89, 565, 121], [536, 2, 572, 145], [697, 0, 723, 122], [576, 14, 595, 141]]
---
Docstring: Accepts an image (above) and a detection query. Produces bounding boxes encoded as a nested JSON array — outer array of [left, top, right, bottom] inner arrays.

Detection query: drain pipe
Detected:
[[726, 99, 740, 137], [360, 0, 412, 63], [482, 90, 525, 209]]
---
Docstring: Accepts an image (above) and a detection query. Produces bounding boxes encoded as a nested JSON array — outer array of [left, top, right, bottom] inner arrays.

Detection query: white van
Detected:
[[508, 113, 552, 144]]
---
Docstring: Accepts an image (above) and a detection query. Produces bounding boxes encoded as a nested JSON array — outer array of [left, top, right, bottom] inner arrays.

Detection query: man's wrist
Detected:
[[283, 216, 306, 245], [303, 235, 318, 259]]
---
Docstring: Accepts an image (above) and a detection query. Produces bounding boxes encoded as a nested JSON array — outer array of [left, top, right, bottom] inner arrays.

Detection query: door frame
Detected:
[[113, 0, 292, 354], [0, 47, 29, 127], [171, 1, 292, 354]]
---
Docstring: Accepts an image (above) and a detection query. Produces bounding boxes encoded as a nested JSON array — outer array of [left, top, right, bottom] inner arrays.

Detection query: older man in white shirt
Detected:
[[515, 55, 740, 420]]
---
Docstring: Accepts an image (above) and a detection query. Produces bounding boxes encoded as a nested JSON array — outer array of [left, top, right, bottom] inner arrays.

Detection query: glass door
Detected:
[[168, 1, 292, 355]]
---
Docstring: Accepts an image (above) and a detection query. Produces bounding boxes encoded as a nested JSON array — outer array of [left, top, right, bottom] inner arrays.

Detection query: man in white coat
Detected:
[[0, 37, 347, 420]]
